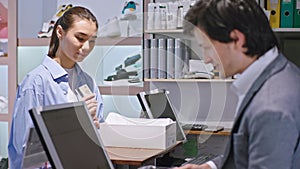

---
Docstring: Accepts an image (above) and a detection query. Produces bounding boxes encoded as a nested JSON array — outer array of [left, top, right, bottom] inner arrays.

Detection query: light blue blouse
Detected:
[[8, 55, 104, 169]]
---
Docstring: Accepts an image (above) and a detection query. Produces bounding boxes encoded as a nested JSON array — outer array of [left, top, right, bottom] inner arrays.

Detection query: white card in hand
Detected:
[[76, 84, 92, 98]]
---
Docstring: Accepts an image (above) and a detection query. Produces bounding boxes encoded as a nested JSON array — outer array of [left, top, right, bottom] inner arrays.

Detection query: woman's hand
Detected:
[[81, 93, 99, 128]]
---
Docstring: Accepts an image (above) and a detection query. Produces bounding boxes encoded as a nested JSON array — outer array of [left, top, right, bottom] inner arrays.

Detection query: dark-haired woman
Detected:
[[8, 6, 104, 168]]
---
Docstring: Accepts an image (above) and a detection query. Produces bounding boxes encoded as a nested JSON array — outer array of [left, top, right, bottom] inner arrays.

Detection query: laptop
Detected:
[[137, 89, 187, 143], [23, 127, 48, 169], [137, 89, 219, 167], [29, 101, 115, 169]]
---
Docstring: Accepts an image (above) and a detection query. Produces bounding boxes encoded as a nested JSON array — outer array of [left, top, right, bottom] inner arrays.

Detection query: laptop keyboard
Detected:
[[182, 154, 218, 166], [181, 123, 208, 130]]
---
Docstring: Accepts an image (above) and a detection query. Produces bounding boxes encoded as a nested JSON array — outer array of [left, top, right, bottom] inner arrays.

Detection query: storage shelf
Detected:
[[144, 29, 183, 34], [273, 28, 300, 32], [0, 114, 9, 121], [274, 28, 300, 38], [144, 78, 234, 82], [0, 57, 9, 65], [18, 38, 50, 46], [145, 28, 300, 34], [95, 37, 142, 46], [99, 85, 146, 95], [0, 39, 8, 43], [18, 37, 142, 46]]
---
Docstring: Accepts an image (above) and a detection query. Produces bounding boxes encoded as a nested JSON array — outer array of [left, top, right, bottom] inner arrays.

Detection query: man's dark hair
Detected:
[[184, 0, 279, 58]]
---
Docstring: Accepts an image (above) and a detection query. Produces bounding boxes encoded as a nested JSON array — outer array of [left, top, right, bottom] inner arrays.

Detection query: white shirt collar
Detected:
[[231, 47, 279, 112]]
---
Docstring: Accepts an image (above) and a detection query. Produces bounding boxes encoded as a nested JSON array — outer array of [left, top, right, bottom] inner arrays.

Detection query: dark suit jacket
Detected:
[[213, 54, 300, 169]]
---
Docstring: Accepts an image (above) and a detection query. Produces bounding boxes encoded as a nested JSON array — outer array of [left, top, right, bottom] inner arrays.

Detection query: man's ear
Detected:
[[230, 29, 246, 51], [56, 25, 64, 39]]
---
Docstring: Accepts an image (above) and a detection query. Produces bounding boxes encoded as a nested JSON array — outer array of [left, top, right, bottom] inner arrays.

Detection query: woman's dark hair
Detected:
[[48, 6, 98, 58], [184, 0, 279, 58]]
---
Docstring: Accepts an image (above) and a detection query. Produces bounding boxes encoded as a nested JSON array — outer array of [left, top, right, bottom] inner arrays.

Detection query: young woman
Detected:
[[8, 6, 104, 169]]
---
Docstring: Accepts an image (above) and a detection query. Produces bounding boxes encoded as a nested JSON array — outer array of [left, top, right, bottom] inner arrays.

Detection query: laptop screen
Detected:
[[137, 89, 187, 143], [29, 102, 114, 169]]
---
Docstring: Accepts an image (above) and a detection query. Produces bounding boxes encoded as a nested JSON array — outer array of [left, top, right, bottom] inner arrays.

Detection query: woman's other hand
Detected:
[[81, 93, 98, 123]]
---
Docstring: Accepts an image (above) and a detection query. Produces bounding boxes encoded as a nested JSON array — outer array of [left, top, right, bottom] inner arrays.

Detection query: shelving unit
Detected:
[[17, 36, 145, 96], [141, 1, 300, 144], [0, 57, 9, 65], [16, 0, 148, 96], [18, 37, 142, 46], [1, 1, 147, 158], [99, 85, 148, 95], [273, 28, 300, 38], [144, 78, 234, 82], [17, 37, 144, 97], [142, 20, 300, 83], [141, 2, 238, 141], [0, 0, 17, 158], [273, 28, 300, 32], [0, 114, 9, 121], [146, 28, 300, 34], [144, 29, 183, 34]]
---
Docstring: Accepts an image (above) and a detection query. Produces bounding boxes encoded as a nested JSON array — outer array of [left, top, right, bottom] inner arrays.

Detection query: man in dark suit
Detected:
[[178, 0, 300, 168]]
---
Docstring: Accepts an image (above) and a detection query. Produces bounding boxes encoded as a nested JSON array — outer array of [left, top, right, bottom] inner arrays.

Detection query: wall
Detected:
[[150, 81, 238, 128], [18, 0, 143, 38], [18, 0, 56, 38]]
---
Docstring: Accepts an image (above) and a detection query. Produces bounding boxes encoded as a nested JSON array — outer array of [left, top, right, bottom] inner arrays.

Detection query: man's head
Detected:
[[184, 0, 279, 78]]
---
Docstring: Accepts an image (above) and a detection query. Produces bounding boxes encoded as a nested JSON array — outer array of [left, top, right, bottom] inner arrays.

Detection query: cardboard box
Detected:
[[99, 113, 176, 149]]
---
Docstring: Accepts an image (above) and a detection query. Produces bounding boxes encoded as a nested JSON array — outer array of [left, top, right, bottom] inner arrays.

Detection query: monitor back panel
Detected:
[[23, 127, 48, 169], [137, 90, 187, 142], [30, 102, 114, 169]]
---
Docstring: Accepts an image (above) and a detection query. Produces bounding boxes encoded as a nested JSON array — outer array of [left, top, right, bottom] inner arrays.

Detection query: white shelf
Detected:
[[145, 28, 300, 34], [145, 28, 300, 33], [18, 37, 142, 46], [0, 57, 9, 65], [144, 78, 235, 82], [273, 28, 300, 32], [0, 39, 8, 43], [144, 29, 183, 34], [0, 114, 9, 121], [99, 85, 145, 95]]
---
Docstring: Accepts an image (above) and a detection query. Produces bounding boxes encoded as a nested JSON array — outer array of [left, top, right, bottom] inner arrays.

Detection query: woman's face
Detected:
[[57, 17, 97, 67]]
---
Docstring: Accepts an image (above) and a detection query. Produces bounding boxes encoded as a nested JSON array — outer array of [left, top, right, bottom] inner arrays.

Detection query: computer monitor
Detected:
[[29, 102, 115, 169], [23, 127, 48, 169], [137, 89, 187, 143]]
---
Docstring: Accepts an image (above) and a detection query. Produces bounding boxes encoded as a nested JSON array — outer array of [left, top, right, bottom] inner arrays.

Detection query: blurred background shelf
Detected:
[[143, 78, 234, 83], [144, 29, 183, 34], [99, 85, 147, 96], [18, 37, 142, 46], [273, 28, 300, 32], [0, 57, 9, 65]]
